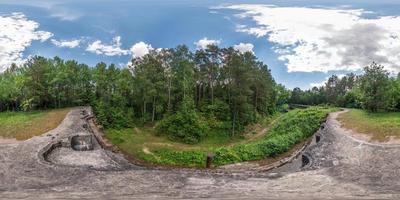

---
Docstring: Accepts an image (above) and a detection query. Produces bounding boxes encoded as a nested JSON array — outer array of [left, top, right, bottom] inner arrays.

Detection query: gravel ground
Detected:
[[0, 108, 400, 199]]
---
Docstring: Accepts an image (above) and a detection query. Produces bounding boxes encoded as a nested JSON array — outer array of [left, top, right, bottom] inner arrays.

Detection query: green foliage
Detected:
[[108, 107, 331, 168], [213, 107, 333, 166], [0, 45, 280, 133], [156, 97, 209, 144], [388, 76, 400, 111], [200, 99, 230, 121], [140, 149, 206, 168], [94, 100, 135, 129], [341, 89, 362, 108], [359, 62, 391, 112], [289, 63, 400, 112]]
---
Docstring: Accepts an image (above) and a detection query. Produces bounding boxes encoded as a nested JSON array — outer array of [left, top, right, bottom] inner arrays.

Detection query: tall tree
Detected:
[[359, 62, 390, 112]]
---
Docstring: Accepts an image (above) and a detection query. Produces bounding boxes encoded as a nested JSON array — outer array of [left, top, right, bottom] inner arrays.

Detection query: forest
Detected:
[[289, 62, 400, 112], [0, 45, 278, 144], [0, 44, 399, 144]]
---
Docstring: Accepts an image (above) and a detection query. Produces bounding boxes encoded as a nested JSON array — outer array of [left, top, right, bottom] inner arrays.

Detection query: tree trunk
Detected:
[[254, 89, 258, 112], [168, 78, 171, 111], [152, 96, 156, 122], [143, 97, 146, 119], [211, 81, 214, 104], [232, 110, 237, 137], [202, 83, 206, 102], [198, 83, 202, 105]]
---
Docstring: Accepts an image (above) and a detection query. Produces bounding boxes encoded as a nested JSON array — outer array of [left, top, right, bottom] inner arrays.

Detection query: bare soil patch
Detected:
[[0, 108, 71, 140], [0, 137, 18, 144], [337, 109, 400, 144]]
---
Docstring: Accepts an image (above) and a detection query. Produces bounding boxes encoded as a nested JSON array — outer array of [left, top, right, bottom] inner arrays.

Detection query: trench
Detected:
[[268, 126, 325, 173]]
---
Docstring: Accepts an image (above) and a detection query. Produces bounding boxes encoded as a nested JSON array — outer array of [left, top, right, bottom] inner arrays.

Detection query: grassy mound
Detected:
[[106, 107, 334, 168], [338, 109, 400, 142], [212, 107, 333, 166], [0, 108, 71, 140]]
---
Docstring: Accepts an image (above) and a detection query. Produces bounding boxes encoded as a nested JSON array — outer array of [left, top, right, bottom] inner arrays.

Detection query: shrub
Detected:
[[93, 100, 135, 128], [212, 107, 333, 166], [131, 107, 333, 168], [156, 97, 209, 144]]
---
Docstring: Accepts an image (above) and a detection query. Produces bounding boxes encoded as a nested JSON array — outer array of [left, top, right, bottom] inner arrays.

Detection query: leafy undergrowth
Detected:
[[0, 108, 71, 140], [106, 107, 334, 168], [338, 109, 400, 142]]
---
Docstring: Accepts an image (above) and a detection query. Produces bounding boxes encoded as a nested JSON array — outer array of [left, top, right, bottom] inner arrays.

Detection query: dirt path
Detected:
[[1, 108, 400, 199], [333, 109, 400, 147], [232, 114, 284, 146], [0, 137, 18, 144]]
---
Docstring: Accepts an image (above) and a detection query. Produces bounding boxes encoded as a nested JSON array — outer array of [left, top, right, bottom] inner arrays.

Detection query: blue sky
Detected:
[[1, 0, 400, 89]]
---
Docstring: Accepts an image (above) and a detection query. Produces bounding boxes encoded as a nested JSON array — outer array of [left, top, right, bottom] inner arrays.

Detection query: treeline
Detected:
[[0, 45, 281, 143], [289, 62, 400, 112], [0, 58, 93, 111]]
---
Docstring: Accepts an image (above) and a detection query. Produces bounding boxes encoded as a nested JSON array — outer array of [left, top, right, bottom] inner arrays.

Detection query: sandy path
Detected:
[[0, 137, 19, 144]]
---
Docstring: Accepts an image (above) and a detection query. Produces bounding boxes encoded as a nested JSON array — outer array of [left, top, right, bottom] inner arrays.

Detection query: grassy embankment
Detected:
[[106, 107, 335, 168], [338, 109, 400, 142], [0, 108, 71, 140]]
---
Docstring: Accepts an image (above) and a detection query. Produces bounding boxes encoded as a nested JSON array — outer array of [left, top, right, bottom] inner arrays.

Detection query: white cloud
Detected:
[[195, 37, 221, 49], [234, 42, 254, 53], [86, 36, 129, 56], [130, 42, 153, 58], [310, 74, 346, 87], [1, 0, 82, 21], [49, 7, 83, 21], [220, 4, 400, 73], [0, 12, 53, 72], [51, 38, 81, 48]]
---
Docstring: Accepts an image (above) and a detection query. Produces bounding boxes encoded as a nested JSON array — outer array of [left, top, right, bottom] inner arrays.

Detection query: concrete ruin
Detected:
[[1, 107, 400, 199]]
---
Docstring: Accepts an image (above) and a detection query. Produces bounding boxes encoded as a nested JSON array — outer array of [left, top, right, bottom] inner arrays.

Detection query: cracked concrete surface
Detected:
[[1, 108, 400, 199]]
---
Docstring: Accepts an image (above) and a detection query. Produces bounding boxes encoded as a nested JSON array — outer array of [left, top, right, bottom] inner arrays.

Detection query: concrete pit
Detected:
[[71, 135, 94, 151]]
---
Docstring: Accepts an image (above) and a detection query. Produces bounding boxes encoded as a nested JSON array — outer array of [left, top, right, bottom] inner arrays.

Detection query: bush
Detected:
[[200, 99, 230, 121], [93, 100, 135, 128], [156, 97, 209, 144], [138, 107, 333, 168], [212, 107, 333, 166]]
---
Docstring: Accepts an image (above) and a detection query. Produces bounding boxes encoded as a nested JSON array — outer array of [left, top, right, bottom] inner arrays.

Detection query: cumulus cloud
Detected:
[[195, 37, 221, 49], [233, 42, 254, 53], [51, 38, 81, 48], [0, 12, 53, 72], [86, 36, 129, 56], [219, 4, 400, 73], [130, 42, 153, 58]]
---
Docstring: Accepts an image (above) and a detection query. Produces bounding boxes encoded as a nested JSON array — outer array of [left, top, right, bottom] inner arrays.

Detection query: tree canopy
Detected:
[[288, 62, 400, 112], [1, 44, 399, 144], [0, 44, 279, 143]]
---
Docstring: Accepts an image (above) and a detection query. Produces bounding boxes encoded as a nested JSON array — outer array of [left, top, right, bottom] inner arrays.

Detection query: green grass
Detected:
[[0, 108, 71, 140], [338, 109, 400, 142], [105, 107, 334, 168], [106, 127, 245, 167]]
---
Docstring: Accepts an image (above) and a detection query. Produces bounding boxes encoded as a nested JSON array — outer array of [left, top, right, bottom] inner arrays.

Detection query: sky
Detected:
[[1, 0, 400, 89]]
